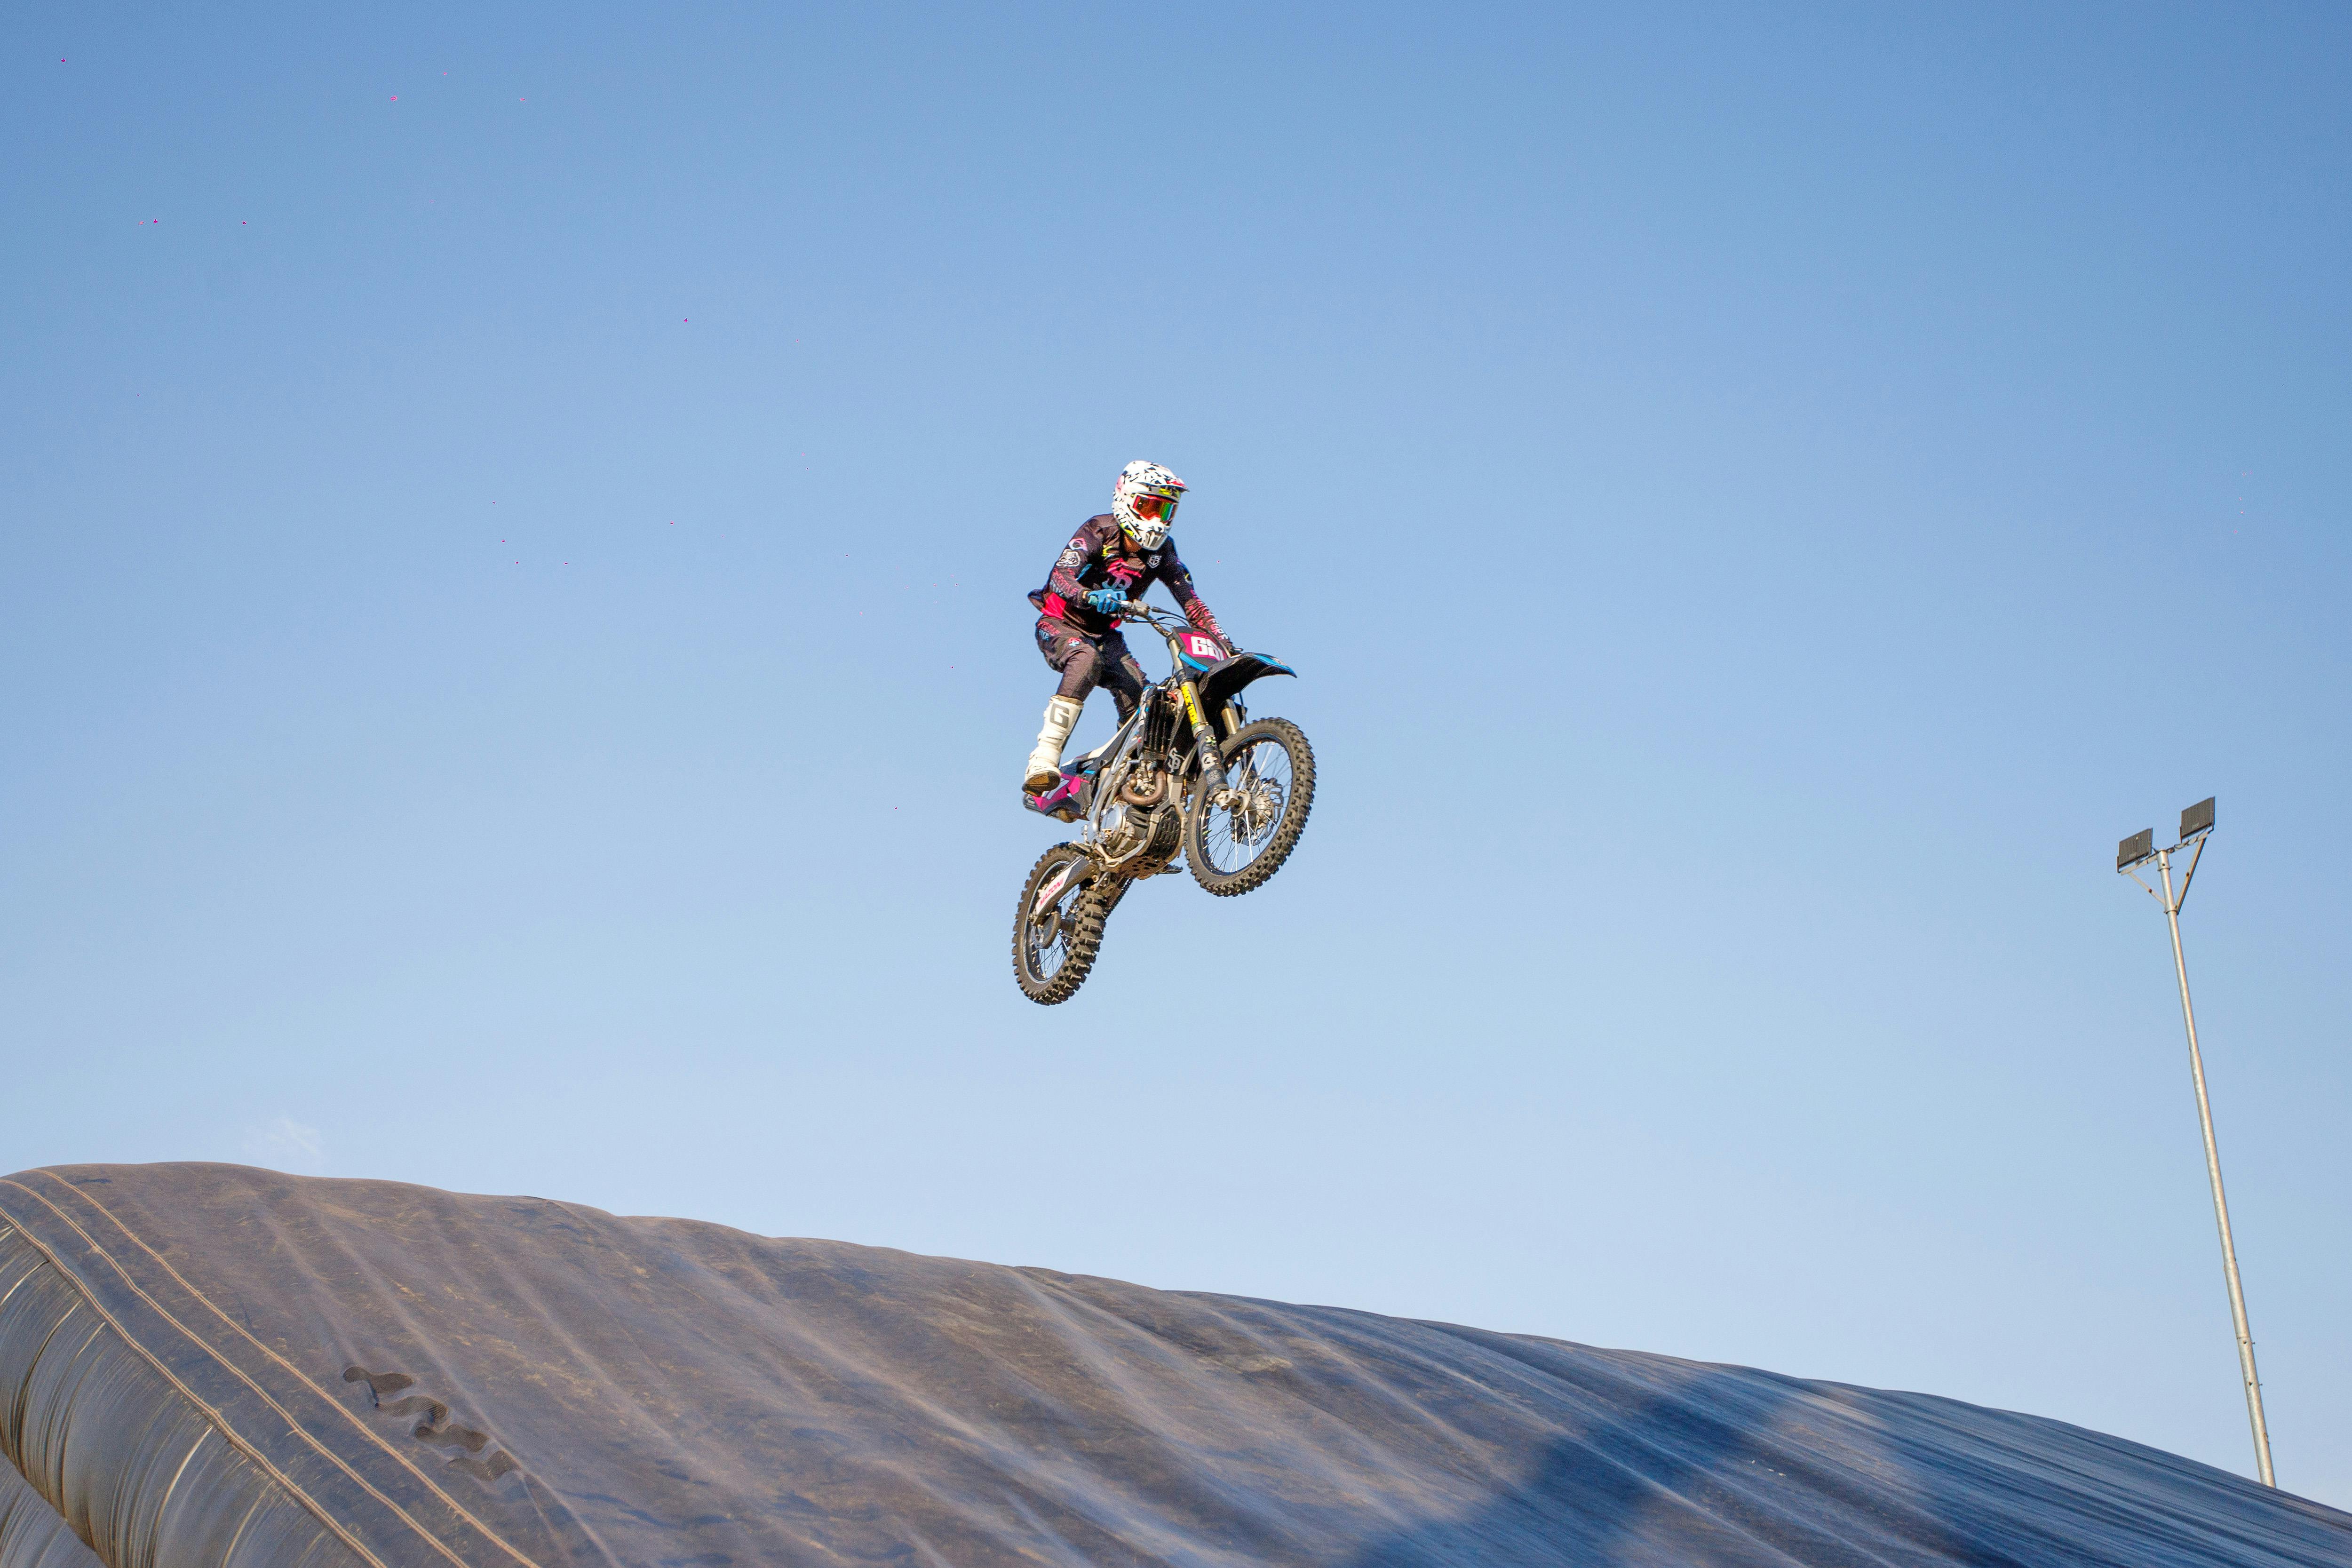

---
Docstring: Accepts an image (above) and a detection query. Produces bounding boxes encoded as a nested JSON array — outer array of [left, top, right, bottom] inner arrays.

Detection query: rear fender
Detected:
[[1028, 852, 1100, 917]]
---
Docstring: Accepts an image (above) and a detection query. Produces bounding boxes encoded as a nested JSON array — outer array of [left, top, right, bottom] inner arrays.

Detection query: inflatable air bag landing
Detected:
[[1, 1164, 2346, 1568]]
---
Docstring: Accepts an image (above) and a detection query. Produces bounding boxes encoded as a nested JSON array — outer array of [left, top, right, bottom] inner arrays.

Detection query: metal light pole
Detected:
[[2117, 797, 2274, 1487]]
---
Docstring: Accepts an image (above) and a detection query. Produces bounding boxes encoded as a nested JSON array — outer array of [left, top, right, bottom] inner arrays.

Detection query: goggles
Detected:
[[1128, 489, 1181, 521]]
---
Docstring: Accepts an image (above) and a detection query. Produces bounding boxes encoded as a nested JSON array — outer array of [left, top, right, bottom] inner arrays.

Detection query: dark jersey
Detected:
[[1028, 513, 1223, 639]]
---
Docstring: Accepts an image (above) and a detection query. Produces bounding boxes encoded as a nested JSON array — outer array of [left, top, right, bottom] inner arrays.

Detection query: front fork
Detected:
[[1179, 679, 1228, 796]]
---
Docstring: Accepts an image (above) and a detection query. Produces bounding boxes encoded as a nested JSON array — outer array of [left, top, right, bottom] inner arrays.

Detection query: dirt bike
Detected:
[[1013, 600, 1314, 1003]]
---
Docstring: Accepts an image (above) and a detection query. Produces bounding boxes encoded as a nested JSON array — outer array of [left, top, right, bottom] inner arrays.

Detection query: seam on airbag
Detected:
[[0, 1181, 398, 1568], [18, 1174, 538, 1568]]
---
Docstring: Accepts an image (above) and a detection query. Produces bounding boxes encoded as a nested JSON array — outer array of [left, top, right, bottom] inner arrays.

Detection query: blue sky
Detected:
[[6, 0, 2349, 1505]]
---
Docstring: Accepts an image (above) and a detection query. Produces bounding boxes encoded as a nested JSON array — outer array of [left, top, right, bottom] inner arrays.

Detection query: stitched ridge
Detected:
[[24, 1173, 543, 1568], [0, 1185, 393, 1568], [8, 1174, 524, 1566]]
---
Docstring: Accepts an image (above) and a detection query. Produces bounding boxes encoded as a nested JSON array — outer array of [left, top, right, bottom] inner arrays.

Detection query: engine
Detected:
[[1096, 767, 1182, 867]]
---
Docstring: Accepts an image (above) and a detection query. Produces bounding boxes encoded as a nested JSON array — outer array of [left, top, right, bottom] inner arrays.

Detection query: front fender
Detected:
[[1196, 652, 1295, 716]]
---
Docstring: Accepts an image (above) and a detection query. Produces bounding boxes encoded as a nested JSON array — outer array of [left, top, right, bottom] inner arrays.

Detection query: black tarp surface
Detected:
[[0, 1462, 104, 1568], [1, 1162, 2346, 1568]]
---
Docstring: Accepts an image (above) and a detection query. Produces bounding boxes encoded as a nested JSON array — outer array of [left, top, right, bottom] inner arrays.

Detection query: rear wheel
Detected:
[[1013, 844, 1111, 1003], [1184, 717, 1315, 896]]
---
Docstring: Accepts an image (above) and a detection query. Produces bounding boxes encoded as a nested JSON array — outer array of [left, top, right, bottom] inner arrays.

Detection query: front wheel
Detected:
[[1184, 718, 1315, 896]]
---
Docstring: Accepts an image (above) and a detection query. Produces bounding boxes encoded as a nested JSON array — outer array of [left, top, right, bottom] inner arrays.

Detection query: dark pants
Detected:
[[1036, 616, 1149, 720]]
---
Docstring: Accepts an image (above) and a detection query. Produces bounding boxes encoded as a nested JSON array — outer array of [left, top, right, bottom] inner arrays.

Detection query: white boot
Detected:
[[1025, 697, 1084, 793]]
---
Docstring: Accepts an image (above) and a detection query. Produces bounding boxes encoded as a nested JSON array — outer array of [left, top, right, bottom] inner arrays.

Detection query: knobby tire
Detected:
[[1183, 717, 1315, 896]]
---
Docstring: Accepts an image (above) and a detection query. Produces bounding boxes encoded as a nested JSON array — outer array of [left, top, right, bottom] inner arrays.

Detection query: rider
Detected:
[[1025, 460, 1228, 793]]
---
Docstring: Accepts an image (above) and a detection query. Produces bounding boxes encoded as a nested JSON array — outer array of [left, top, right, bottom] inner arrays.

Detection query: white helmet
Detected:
[[1112, 460, 1186, 549]]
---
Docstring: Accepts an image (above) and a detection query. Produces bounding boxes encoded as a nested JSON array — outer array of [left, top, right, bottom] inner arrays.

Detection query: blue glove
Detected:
[[1083, 589, 1128, 616]]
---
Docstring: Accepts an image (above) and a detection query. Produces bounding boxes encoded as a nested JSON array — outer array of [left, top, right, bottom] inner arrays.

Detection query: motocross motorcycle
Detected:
[[1014, 600, 1314, 1003]]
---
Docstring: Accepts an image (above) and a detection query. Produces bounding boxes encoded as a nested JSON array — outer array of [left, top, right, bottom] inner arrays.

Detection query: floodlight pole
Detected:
[[2150, 841, 2275, 1488]]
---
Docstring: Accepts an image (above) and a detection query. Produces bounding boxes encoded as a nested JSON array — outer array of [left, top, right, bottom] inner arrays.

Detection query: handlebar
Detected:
[[1116, 600, 1243, 661], [1119, 600, 1207, 628]]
